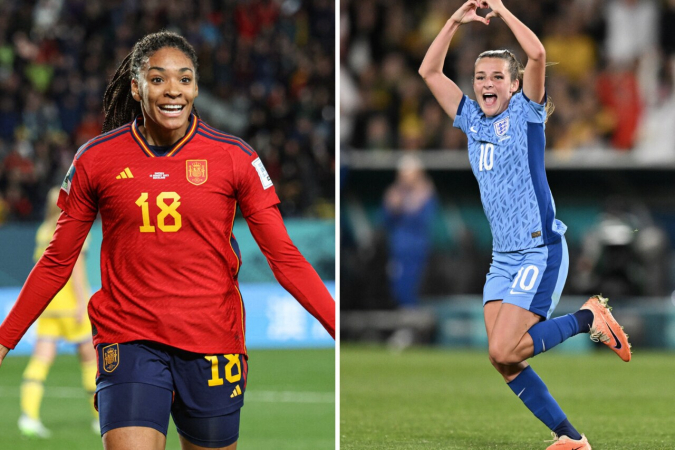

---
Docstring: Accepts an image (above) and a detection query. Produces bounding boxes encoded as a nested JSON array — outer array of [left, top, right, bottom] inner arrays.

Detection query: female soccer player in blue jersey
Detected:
[[419, 1, 631, 449]]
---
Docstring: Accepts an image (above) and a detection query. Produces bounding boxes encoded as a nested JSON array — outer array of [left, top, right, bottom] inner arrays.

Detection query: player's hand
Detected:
[[450, 0, 490, 25], [0, 344, 9, 368], [484, 0, 506, 20]]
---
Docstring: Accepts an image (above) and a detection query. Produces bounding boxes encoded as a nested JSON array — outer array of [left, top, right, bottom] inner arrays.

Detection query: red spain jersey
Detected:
[[58, 115, 280, 354]]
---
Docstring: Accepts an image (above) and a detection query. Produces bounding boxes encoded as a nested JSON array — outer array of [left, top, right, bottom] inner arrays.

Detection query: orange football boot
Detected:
[[580, 295, 632, 362], [546, 433, 591, 450]]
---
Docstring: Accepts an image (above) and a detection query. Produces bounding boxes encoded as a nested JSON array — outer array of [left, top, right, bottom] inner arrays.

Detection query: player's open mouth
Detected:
[[158, 104, 185, 117], [483, 93, 497, 107]]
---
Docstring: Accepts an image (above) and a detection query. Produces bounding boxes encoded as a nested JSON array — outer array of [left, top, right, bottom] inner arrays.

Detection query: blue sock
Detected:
[[527, 314, 580, 356], [573, 309, 594, 333], [507, 366, 567, 431], [553, 418, 582, 440]]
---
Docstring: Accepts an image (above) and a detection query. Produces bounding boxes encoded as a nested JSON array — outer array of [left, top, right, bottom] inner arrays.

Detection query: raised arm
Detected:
[[0, 212, 93, 366], [485, 0, 546, 103], [245, 206, 335, 339], [419, 0, 489, 120]]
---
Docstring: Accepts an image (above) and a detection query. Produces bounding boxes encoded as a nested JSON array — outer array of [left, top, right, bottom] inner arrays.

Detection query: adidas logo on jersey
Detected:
[[230, 384, 242, 398], [116, 168, 134, 179]]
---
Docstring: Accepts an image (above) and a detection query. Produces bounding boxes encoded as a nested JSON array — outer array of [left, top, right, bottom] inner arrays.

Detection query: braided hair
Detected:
[[474, 49, 555, 121], [102, 31, 200, 133]]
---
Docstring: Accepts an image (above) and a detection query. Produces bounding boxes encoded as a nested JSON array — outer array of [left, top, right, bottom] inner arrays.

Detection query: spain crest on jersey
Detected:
[[186, 160, 208, 185], [494, 117, 509, 136], [102, 343, 119, 373]]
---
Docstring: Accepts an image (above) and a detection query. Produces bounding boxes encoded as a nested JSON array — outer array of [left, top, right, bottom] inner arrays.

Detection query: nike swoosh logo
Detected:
[[541, 339, 546, 352], [470, 126, 478, 133], [517, 388, 526, 398], [571, 447, 582, 450], [605, 320, 622, 350], [498, 136, 511, 142]]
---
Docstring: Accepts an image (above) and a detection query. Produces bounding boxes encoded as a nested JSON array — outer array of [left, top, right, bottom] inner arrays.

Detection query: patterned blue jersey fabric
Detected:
[[453, 91, 566, 252]]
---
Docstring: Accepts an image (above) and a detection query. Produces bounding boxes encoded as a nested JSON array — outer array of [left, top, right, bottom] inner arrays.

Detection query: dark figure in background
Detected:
[[383, 154, 438, 308], [574, 198, 671, 299]]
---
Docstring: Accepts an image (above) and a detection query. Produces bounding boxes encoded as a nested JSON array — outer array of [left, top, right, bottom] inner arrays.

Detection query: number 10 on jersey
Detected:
[[479, 143, 494, 171]]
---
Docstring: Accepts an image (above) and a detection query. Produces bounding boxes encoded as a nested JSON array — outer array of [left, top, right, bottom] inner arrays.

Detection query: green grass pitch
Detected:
[[340, 346, 675, 449], [0, 348, 334, 450]]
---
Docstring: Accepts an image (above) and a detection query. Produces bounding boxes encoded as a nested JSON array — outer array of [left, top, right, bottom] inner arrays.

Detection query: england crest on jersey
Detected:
[[494, 117, 509, 136]]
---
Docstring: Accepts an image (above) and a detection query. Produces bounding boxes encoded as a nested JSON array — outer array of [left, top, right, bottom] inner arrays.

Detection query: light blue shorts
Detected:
[[483, 236, 569, 319]]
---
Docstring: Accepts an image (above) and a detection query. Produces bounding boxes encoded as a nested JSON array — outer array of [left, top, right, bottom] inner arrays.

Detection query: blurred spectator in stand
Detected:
[[596, 64, 643, 150], [547, 75, 613, 152], [542, 7, 597, 85], [605, 0, 658, 67], [365, 114, 394, 150], [599, 0, 659, 150], [399, 116, 424, 151], [634, 55, 675, 162], [419, 100, 447, 149], [382, 154, 438, 308], [0, 98, 21, 142]]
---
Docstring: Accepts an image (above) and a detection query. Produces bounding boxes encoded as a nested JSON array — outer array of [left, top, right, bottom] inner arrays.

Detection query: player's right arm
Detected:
[[0, 211, 93, 366], [228, 138, 335, 338], [419, 0, 488, 120]]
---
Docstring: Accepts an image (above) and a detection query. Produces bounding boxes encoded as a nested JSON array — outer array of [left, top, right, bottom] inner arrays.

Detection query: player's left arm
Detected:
[[485, 0, 546, 103], [245, 206, 335, 339]]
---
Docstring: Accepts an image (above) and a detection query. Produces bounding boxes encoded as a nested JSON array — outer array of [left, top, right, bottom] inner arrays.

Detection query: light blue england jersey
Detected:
[[453, 91, 566, 252]]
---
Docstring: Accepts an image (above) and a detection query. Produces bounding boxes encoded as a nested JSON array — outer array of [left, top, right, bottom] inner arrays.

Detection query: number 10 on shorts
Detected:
[[511, 265, 540, 292], [204, 354, 242, 387]]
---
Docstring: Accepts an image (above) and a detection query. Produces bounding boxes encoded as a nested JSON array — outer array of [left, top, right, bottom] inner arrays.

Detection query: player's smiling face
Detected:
[[473, 57, 519, 117], [131, 46, 198, 146]]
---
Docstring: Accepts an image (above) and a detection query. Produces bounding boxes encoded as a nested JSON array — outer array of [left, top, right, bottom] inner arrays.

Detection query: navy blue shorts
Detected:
[[95, 341, 247, 448]]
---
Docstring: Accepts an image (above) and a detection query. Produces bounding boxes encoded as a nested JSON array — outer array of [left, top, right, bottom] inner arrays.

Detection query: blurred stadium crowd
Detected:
[[0, 0, 335, 223], [341, 0, 675, 157]]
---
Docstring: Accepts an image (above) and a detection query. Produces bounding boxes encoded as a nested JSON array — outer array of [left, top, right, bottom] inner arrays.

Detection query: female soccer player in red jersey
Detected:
[[419, 1, 630, 449], [0, 31, 335, 450]]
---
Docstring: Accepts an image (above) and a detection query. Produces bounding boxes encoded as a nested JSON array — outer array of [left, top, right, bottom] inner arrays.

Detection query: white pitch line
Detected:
[[0, 387, 333, 404]]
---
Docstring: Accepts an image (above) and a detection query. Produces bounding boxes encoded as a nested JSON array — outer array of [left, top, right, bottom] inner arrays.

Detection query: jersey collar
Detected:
[[131, 114, 199, 158]]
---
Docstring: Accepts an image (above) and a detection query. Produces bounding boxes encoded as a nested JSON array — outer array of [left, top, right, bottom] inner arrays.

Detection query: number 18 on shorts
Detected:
[[95, 341, 247, 447]]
